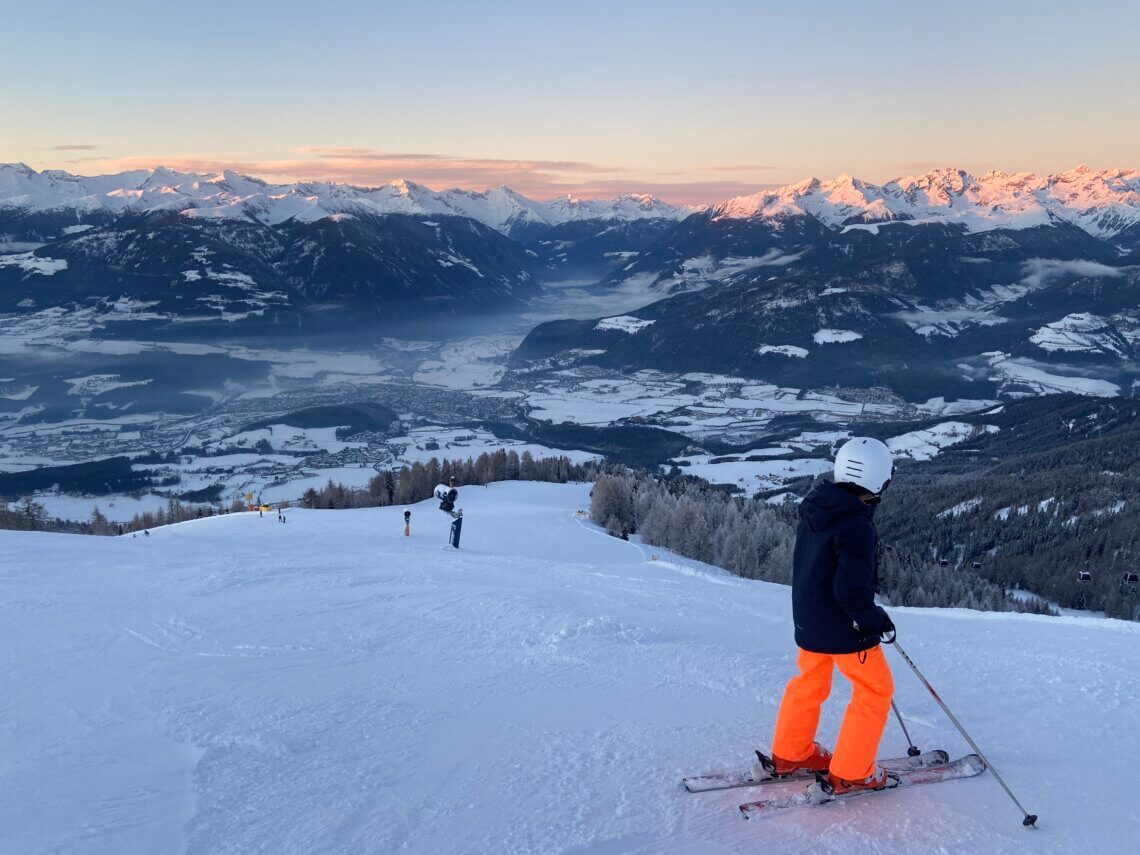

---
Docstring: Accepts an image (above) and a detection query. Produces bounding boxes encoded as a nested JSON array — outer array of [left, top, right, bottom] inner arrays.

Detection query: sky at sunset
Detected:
[[2, 0, 1137, 203]]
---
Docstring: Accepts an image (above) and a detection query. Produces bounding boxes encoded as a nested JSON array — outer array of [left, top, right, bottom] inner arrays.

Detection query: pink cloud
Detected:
[[702, 163, 781, 173]]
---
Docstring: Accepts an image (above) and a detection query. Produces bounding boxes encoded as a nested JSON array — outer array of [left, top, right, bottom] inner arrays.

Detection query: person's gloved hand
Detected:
[[876, 607, 896, 644], [854, 607, 896, 645]]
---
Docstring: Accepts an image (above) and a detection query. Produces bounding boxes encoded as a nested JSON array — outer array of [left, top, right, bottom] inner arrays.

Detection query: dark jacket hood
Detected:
[[798, 480, 874, 533]]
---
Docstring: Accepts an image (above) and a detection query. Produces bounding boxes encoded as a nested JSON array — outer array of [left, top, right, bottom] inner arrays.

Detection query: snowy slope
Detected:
[[713, 165, 1140, 236], [0, 163, 695, 234], [2, 482, 1136, 854]]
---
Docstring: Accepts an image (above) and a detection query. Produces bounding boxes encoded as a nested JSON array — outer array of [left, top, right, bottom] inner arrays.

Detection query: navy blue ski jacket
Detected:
[[791, 480, 885, 654]]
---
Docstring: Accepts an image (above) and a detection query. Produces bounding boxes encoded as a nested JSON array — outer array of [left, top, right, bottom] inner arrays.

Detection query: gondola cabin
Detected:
[[971, 561, 982, 570], [1077, 570, 1093, 582], [938, 559, 949, 567]]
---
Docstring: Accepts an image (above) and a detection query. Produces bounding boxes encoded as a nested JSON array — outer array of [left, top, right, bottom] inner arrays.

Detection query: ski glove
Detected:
[[876, 608, 896, 644], [853, 607, 896, 645]]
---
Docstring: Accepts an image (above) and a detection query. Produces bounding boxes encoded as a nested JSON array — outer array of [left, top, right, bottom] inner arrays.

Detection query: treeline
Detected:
[[878, 541, 1057, 616], [0, 456, 153, 500], [0, 498, 86, 534], [0, 450, 596, 536], [300, 450, 594, 509], [591, 470, 795, 581], [104, 497, 249, 535], [877, 418, 1140, 620], [0, 495, 248, 536], [591, 469, 1059, 617]]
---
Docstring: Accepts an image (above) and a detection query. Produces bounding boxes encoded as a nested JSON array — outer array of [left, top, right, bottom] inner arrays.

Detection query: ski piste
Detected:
[[738, 753, 986, 819], [684, 749, 948, 793]]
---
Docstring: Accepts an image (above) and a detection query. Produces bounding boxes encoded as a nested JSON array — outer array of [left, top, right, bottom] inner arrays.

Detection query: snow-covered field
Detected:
[[887, 421, 1000, 462], [520, 370, 900, 431], [2, 482, 1135, 854], [985, 353, 1121, 397]]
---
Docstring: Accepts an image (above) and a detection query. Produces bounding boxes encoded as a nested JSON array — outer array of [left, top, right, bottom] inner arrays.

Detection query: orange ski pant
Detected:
[[771, 645, 894, 781]]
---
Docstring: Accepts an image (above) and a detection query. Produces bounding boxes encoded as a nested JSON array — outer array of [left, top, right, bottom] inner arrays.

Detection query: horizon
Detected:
[[3, 1, 1137, 205], [3, 160, 1136, 207]]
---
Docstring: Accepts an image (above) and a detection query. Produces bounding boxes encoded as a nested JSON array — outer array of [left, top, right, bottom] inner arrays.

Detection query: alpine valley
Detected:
[[517, 166, 1140, 402], [3, 165, 1140, 603]]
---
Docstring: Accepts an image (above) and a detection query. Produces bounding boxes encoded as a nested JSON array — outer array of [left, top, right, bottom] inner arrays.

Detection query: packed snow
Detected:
[[1, 482, 1135, 854]]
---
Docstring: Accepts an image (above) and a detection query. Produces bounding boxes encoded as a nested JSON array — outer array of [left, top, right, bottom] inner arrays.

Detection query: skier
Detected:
[[769, 437, 899, 795]]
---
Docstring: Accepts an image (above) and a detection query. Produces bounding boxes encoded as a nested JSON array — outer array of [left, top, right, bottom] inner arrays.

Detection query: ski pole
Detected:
[[890, 700, 921, 756], [891, 641, 1037, 828]]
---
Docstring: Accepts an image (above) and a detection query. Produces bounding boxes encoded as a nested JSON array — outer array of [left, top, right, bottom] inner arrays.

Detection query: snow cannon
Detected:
[[434, 484, 458, 512]]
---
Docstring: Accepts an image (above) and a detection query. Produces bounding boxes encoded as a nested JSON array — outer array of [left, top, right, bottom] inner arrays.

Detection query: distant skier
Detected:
[[769, 437, 898, 795]]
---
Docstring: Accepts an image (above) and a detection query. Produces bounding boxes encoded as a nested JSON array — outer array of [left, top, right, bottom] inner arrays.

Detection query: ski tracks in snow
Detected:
[[2, 483, 1139, 853]]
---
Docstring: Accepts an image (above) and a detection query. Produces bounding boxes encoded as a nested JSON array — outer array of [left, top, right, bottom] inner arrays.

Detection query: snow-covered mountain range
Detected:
[[0, 163, 695, 238], [714, 166, 1140, 237], [4, 160, 1139, 386], [5, 163, 1140, 239]]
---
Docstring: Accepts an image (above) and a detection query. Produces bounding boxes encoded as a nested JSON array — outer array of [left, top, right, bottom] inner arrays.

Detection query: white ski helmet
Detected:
[[834, 437, 894, 494]]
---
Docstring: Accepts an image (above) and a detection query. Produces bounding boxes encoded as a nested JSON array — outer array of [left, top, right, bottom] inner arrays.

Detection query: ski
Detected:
[[684, 749, 947, 793], [738, 753, 986, 819]]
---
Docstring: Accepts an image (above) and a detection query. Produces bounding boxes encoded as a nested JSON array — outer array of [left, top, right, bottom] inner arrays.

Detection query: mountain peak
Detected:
[[714, 166, 1140, 236]]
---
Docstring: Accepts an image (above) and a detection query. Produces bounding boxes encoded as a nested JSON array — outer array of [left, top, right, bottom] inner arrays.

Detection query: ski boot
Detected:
[[766, 742, 833, 777], [820, 765, 899, 796]]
